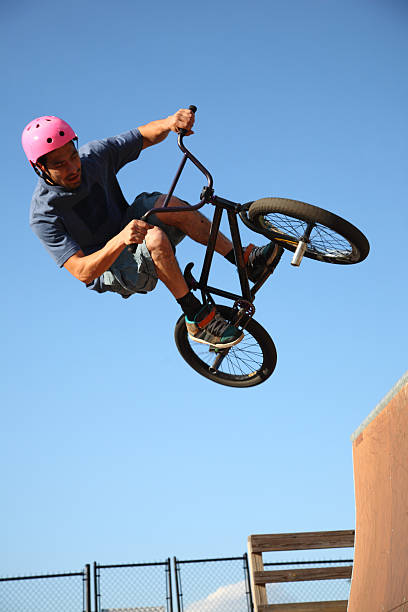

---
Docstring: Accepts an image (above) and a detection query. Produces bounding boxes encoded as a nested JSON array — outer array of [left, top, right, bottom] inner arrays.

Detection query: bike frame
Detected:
[[139, 132, 272, 307]]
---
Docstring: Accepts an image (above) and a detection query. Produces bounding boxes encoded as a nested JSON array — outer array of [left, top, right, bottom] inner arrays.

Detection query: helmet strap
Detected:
[[31, 162, 56, 186], [30, 138, 79, 187]]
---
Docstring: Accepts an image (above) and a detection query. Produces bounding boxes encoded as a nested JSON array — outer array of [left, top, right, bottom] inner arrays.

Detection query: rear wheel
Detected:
[[248, 197, 370, 264], [174, 305, 277, 388]]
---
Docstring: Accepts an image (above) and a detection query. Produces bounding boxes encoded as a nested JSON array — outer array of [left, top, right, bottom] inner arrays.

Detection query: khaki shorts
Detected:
[[101, 192, 185, 298]]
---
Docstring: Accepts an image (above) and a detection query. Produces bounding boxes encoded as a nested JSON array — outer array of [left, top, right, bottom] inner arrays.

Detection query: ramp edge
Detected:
[[351, 370, 408, 442]]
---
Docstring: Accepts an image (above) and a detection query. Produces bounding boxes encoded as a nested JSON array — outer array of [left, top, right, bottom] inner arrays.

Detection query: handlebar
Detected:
[[129, 105, 214, 252], [148, 103, 214, 213]]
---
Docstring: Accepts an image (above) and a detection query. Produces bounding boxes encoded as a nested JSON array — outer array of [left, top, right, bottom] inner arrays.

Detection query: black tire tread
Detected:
[[248, 197, 370, 264]]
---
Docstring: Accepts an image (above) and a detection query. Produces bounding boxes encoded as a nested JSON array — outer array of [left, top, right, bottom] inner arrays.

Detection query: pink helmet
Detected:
[[22, 116, 77, 164]]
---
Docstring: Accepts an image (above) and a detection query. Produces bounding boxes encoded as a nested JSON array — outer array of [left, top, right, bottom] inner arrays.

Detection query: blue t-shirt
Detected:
[[29, 129, 144, 290]]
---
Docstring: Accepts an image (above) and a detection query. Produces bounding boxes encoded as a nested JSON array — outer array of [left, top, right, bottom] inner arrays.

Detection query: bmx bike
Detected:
[[139, 106, 370, 388]]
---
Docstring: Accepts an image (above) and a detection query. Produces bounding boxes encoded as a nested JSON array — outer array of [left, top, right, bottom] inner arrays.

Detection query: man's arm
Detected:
[[63, 219, 153, 285], [138, 108, 195, 149]]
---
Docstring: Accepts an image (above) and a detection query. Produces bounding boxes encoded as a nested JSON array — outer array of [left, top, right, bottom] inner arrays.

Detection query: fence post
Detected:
[[93, 562, 98, 612], [166, 557, 173, 612], [84, 564, 91, 612], [173, 557, 182, 612]]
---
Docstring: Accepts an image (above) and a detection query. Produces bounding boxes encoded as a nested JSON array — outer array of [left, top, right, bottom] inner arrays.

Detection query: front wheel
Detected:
[[174, 305, 277, 388], [248, 197, 370, 264]]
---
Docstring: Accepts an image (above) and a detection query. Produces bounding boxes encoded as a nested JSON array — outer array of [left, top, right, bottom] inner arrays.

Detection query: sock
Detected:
[[177, 291, 203, 320], [224, 249, 236, 265], [225, 246, 254, 265]]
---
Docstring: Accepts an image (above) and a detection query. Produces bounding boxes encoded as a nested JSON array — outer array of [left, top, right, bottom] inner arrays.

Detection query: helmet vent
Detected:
[[22, 116, 76, 164]]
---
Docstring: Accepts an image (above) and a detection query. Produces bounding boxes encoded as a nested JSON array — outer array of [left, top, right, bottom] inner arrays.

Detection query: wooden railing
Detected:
[[247, 530, 355, 612]]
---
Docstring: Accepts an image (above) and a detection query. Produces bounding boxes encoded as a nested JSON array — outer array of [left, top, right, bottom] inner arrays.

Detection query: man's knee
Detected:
[[145, 226, 174, 254]]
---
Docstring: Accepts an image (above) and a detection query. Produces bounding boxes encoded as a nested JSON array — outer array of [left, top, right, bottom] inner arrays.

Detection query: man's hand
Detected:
[[139, 108, 195, 148], [64, 219, 154, 285], [119, 219, 154, 245], [167, 108, 195, 135]]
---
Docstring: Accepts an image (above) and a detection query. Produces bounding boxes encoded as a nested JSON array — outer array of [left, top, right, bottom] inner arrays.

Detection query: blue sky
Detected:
[[1, 0, 407, 577]]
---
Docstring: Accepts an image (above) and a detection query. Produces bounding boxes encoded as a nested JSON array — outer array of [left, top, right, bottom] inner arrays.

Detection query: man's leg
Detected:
[[144, 225, 243, 348], [153, 195, 233, 255], [144, 226, 189, 299]]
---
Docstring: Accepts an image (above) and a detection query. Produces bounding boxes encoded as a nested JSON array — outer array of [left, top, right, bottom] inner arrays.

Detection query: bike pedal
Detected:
[[209, 347, 228, 355]]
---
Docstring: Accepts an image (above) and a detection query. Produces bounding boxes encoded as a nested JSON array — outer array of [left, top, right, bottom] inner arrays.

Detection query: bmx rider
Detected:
[[22, 108, 283, 349]]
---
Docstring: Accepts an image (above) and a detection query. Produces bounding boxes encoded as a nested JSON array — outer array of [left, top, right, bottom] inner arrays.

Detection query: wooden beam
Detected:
[[254, 566, 353, 584], [248, 538, 268, 612], [248, 530, 355, 553], [258, 601, 348, 611]]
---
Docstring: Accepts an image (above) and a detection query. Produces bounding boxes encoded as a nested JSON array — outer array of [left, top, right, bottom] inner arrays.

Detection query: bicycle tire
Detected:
[[248, 197, 370, 264], [174, 305, 277, 388]]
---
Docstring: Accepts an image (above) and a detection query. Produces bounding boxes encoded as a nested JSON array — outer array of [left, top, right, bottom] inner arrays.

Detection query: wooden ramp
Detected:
[[348, 371, 408, 612]]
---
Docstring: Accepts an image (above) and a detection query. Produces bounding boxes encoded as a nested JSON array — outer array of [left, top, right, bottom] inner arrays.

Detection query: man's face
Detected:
[[38, 141, 81, 189]]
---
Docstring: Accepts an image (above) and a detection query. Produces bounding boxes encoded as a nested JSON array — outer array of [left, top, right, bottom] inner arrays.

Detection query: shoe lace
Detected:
[[248, 245, 265, 267], [206, 311, 233, 336]]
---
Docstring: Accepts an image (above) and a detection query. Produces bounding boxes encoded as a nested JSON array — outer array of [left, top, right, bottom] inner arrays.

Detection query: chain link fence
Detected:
[[94, 560, 173, 612], [174, 556, 253, 612], [0, 554, 354, 611], [0, 566, 90, 612]]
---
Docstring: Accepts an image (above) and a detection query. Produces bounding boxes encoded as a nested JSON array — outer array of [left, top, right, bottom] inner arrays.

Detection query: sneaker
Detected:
[[244, 242, 284, 283], [185, 304, 244, 348]]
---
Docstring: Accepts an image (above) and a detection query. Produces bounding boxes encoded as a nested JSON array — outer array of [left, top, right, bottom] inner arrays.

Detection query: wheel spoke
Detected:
[[263, 213, 354, 259], [187, 333, 264, 377]]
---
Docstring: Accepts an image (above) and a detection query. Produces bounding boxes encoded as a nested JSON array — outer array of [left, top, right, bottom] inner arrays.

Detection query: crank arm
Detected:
[[208, 348, 229, 373]]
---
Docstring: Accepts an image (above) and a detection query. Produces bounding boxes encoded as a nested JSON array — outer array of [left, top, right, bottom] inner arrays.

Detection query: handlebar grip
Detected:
[[129, 211, 154, 253], [179, 105, 197, 137]]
